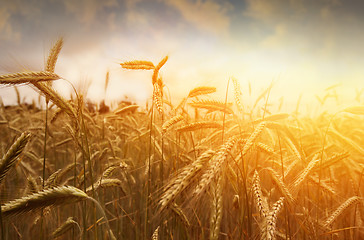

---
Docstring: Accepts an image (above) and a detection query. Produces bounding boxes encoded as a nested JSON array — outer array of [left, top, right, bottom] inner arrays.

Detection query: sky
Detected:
[[1, 0, 364, 112]]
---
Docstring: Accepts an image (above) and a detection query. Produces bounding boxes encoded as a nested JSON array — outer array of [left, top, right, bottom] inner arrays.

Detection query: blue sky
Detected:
[[1, 0, 364, 111]]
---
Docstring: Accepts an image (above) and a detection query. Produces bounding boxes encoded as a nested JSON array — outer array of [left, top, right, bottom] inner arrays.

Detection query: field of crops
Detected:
[[0, 39, 363, 240]]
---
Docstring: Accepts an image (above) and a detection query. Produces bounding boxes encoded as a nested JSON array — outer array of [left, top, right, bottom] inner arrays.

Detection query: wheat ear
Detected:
[[152, 56, 168, 85], [0, 132, 31, 184], [120, 60, 155, 70], [153, 83, 163, 114], [261, 197, 284, 240], [231, 77, 244, 114], [209, 174, 223, 240], [1, 186, 88, 217], [253, 170, 269, 217], [151, 226, 160, 240], [159, 150, 215, 211], [241, 122, 266, 156], [187, 86, 216, 98], [46, 37, 63, 73], [162, 114, 183, 133], [291, 153, 320, 193], [176, 121, 222, 132], [194, 136, 237, 197], [0, 71, 60, 85], [32, 82, 77, 119], [86, 178, 125, 195], [189, 99, 234, 114], [114, 105, 139, 115], [51, 216, 81, 239], [324, 196, 362, 227], [266, 168, 295, 204]]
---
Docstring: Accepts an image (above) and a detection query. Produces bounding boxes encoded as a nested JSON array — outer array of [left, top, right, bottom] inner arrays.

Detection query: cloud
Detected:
[[0, 7, 21, 41], [63, 0, 118, 24], [163, 0, 232, 35]]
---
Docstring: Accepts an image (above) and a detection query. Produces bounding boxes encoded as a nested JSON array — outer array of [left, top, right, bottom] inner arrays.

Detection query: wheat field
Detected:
[[0, 39, 363, 240]]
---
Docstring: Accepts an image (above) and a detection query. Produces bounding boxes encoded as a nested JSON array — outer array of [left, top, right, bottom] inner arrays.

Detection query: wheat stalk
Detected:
[[0, 132, 31, 184]]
